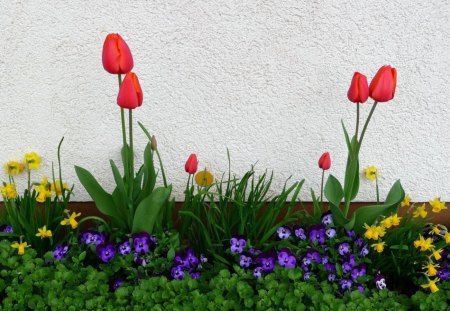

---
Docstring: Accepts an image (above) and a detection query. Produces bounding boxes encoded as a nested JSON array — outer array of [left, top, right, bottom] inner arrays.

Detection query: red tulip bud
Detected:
[[347, 72, 369, 103], [318, 152, 331, 170], [369, 65, 397, 102], [117, 72, 143, 109], [102, 33, 134, 74], [185, 154, 198, 174]]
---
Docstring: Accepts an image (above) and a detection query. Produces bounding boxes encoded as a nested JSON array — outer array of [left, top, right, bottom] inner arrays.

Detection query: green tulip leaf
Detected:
[[324, 174, 344, 207]]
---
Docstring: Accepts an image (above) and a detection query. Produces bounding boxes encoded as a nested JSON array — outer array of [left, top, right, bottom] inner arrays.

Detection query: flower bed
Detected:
[[1, 33, 449, 310]]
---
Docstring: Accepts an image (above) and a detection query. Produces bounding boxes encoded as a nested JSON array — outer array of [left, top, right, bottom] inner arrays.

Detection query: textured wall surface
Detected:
[[1, 1, 449, 201]]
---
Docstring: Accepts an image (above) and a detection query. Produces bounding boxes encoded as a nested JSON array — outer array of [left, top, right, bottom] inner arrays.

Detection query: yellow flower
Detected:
[[430, 226, 441, 235], [194, 170, 214, 187], [381, 214, 402, 229], [431, 249, 443, 261], [445, 232, 450, 244], [414, 235, 433, 251], [429, 198, 447, 213], [364, 165, 378, 181], [364, 224, 379, 240], [36, 225, 52, 239], [0, 183, 18, 200], [413, 204, 427, 218], [50, 180, 69, 196], [401, 194, 411, 208], [4, 161, 24, 175], [375, 226, 386, 238], [60, 212, 81, 229], [11, 241, 29, 255], [39, 175, 49, 186], [24, 151, 41, 170], [371, 241, 386, 253], [421, 278, 439, 293], [34, 184, 52, 203], [424, 262, 439, 277]]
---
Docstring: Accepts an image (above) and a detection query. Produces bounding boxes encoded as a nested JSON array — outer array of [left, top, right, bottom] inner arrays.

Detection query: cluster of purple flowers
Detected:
[[170, 248, 206, 280], [423, 225, 450, 281], [232, 212, 379, 292], [0, 224, 13, 234]]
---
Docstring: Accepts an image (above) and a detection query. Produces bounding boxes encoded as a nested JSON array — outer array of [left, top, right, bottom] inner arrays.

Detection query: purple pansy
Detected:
[[257, 252, 276, 272], [190, 271, 201, 279], [174, 252, 190, 269], [303, 272, 311, 280], [253, 266, 263, 278], [355, 237, 364, 248], [347, 254, 356, 266], [321, 211, 333, 226], [109, 278, 123, 292], [240, 255, 253, 268], [97, 242, 116, 263], [357, 284, 365, 293], [230, 236, 247, 254], [0, 224, 13, 233], [325, 228, 336, 239], [324, 262, 336, 272], [171, 266, 185, 280], [277, 226, 291, 239], [437, 268, 449, 280], [132, 232, 152, 254], [118, 240, 131, 255], [340, 278, 352, 290], [294, 226, 307, 240], [342, 261, 353, 273], [278, 249, 297, 268], [338, 242, 350, 256], [200, 254, 208, 263], [351, 265, 366, 280], [328, 273, 336, 282], [321, 255, 329, 264], [80, 230, 105, 246], [359, 244, 369, 257], [374, 273, 387, 289], [305, 249, 322, 263], [248, 248, 262, 257], [345, 230, 356, 239], [308, 224, 326, 244], [185, 249, 199, 268], [53, 243, 69, 261]]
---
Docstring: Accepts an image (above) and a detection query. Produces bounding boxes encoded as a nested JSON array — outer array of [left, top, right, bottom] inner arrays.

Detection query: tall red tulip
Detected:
[[369, 65, 397, 102], [347, 72, 369, 103], [185, 154, 198, 174], [318, 152, 331, 170], [102, 34, 134, 74], [117, 72, 143, 109]]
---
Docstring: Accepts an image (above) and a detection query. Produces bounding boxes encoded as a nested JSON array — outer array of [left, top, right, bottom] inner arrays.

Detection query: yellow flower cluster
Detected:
[[365, 213, 402, 254], [404, 195, 447, 219], [34, 176, 69, 203], [0, 183, 18, 200], [3, 152, 41, 176]]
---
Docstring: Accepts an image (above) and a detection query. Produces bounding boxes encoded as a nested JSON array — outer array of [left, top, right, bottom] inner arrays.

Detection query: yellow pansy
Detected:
[[36, 225, 52, 239], [4, 161, 24, 175], [413, 204, 427, 218], [364, 165, 378, 181], [421, 278, 439, 293], [195, 170, 214, 187], [401, 194, 411, 208], [429, 198, 447, 213], [60, 212, 81, 229], [24, 152, 41, 170], [50, 180, 69, 196], [11, 241, 30, 255], [414, 235, 433, 252], [371, 241, 385, 253], [0, 183, 18, 200]]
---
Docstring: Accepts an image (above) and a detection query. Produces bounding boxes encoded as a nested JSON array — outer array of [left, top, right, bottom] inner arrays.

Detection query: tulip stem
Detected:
[[358, 101, 378, 152], [118, 74, 128, 182], [320, 169, 325, 211], [129, 109, 134, 201], [376, 176, 380, 204], [355, 103, 360, 142]]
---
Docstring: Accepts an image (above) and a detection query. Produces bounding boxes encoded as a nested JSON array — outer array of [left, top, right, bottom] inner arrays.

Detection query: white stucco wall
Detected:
[[1, 1, 449, 202]]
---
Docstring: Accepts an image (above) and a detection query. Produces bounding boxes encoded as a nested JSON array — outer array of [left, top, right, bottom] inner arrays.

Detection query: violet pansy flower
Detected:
[[277, 226, 291, 239], [240, 255, 253, 268], [132, 232, 151, 254], [294, 226, 307, 240], [338, 242, 350, 256], [278, 249, 296, 269], [53, 243, 69, 261], [321, 211, 333, 226], [230, 236, 247, 254], [97, 242, 116, 263], [118, 240, 131, 255]]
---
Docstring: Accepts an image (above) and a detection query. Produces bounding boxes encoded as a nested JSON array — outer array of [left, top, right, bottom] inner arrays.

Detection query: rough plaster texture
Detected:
[[1, 1, 450, 202]]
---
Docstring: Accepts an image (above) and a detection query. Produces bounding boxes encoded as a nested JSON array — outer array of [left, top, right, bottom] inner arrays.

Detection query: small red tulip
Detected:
[[369, 65, 397, 102], [318, 152, 331, 170], [117, 72, 143, 109], [102, 33, 134, 74], [347, 72, 369, 103], [185, 154, 198, 174]]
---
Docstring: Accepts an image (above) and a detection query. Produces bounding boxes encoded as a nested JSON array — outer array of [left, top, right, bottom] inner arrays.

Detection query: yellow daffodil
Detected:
[[60, 212, 81, 229], [11, 241, 30, 255], [364, 224, 379, 240], [194, 170, 214, 187], [414, 235, 433, 251], [430, 226, 441, 235], [424, 262, 439, 277], [50, 180, 69, 196], [36, 225, 52, 239], [421, 278, 440, 293], [371, 241, 386, 253], [375, 226, 386, 238], [364, 165, 378, 181], [381, 214, 402, 229], [401, 194, 411, 208], [24, 152, 41, 170], [413, 204, 427, 218], [4, 160, 24, 175], [431, 249, 443, 261], [445, 232, 450, 244], [34, 184, 52, 203], [0, 183, 18, 200], [429, 198, 447, 213]]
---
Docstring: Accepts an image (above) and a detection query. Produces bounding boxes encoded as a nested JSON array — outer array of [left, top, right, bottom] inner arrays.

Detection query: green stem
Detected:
[[320, 169, 325, 211], [156, 150, 168, 188], [118, 74, 128, 181], [355, 103, 360, 142], [27, 168, 31, 193], [358, 101, 378, 152], [129, 109, 134, 201], [376, 176, 380, 204]]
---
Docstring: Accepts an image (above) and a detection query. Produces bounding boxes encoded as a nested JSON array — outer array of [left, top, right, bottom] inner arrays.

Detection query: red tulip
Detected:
[[102, 34, 134, 74], [369, 65, 397, 102], [318, 152, 331, 170], [185, 154, 198, 174], [347, 72, 369, 103], [117, 72, 143, 109]]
